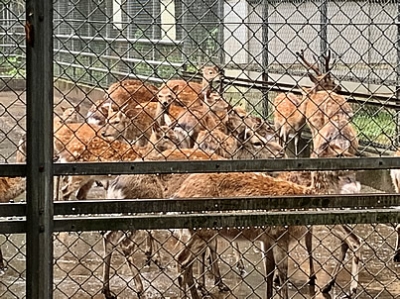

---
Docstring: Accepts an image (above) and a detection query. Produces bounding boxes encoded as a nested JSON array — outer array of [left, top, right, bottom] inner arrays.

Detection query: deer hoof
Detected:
[[102, 288, 117, 299], [309, 274, 317, 286], [321, 280, 335, 294]]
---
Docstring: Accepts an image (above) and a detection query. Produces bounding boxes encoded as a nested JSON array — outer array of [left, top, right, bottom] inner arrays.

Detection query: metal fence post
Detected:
[[261, 0, 269, 119], [396, 0, 400, 146], [26, 0, 54, 298], [320, 0, 328, 55]]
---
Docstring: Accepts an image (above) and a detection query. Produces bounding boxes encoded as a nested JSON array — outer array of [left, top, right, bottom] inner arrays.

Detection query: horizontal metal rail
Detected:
[[54, 61, 166, 84], [54, 34, 184, 46], [0, 208, 399, 234], [1, 156, 399, 177], [50, 208, 400, 231], [0, 193, 399, 217], [51, 157, 400, 175], [55, 49, 185, 68], [184, 71, 400, 109]]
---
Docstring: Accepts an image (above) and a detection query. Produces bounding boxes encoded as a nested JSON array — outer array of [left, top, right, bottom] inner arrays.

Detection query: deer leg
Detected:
[[232, 241, 246, 276], [177, 234, 208, 299], [120, 231, 145, 298], [0, 246, 5, 276], [144, 231, 163, 269], [294, 134, 300, 157], [393, 224, 400, 263], [261, 240, 275, 299], [76, 179, 94, 200], [102, 231, 118, 299], [273, 237, 289, 299], [207, 238, 230, 292], [61, 176, 91, 200], [305, 227, 316, 286], [321, 225, 361, 296]]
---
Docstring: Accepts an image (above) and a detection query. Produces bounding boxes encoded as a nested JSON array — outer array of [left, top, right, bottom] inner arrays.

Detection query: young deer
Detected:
[[174, 171, 362, 299], [102, 174, 166, 299], [101, 88, 186, 146], [86, 80, 158, 125], [174, 91, 231, 148], [16, 105, 82, 163], [59, 123, 181, 200], [273, 92, 306, 156], [165, 65, 223, 107]]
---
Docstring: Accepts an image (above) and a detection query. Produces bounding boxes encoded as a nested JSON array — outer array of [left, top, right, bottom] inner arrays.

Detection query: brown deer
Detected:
[[102, 174, 166, 299], [101, 87, 186, 146], [273, 92, 307, 156], [99, 130, 285, 299], [164, 65, 223, 107], [59, 123, 182, 200], [173, 171, 362, 299], [86, 79, 158, 125], [16, 105, 82, 163], [174, 91, 231, 148], [296, 50, 354, 145]]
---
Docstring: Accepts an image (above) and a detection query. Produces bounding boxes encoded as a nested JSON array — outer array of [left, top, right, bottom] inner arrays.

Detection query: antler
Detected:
[[296, 49, 323, 76], [322, 50, 337, 73]]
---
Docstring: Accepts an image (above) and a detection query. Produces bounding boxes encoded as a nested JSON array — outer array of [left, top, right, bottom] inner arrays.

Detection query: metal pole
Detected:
[[320, 0, 328, 55], [217, 0, 224, 66], [261, 0, 269, 119], [26, 0, 54, 297], [396, 0, 400, 146]]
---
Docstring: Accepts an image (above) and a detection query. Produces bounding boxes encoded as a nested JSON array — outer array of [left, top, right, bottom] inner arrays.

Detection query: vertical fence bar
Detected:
[[218, 0, 225, 66], [261, 0, 269, 119], [26, 0, 54, 297], [396, 0, 400, 146], [320, 0, 328, 55]]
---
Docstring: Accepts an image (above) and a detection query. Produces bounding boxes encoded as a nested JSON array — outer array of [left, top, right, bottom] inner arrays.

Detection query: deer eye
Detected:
[[253, 142, 263, 148]]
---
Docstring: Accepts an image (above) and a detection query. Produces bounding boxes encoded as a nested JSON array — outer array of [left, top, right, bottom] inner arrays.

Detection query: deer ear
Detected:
[[171, 84, 180, 94], [75, 106, 80, 113], [61, 106, 66, 112]]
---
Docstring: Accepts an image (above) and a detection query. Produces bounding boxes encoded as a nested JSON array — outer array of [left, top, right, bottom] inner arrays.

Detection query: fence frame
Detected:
[[2, 0, 400, 298]]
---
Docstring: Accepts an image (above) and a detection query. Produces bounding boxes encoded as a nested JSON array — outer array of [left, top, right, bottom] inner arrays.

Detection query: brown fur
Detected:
[[304, 90, 353, 139], [59, 124, 181, 200], [164, 66, 222, 107], [86, 80, 158, 125], [175, 92, 230, 147], [273, 92, 306, 155], [101, 101, 185, 146], [16, 106, 82, 163], [174, 170, 361, 298], [0, 177, 25, 202]]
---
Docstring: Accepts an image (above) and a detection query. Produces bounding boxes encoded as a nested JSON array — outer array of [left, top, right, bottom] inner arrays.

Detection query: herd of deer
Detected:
[[1, 49, 400, 298]]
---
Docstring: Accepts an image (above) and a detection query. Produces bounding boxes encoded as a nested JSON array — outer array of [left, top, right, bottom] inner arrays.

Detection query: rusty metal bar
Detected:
[[25, 0, 54, 297], [1, 192, 400, 218], [50, 194, 398, 216], [52, 156, 400, 176], [52, 208, 400, 232]]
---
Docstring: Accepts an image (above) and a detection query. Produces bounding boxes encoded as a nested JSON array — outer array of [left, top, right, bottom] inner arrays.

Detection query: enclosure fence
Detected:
[[1, 0, 400, 299]]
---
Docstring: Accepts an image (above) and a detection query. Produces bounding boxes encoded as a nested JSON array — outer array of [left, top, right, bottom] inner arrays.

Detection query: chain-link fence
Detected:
[[2, 0, 400, 298]]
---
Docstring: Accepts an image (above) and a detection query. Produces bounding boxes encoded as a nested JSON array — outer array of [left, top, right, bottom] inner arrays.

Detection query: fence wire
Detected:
[[2, 0, 400, 298]]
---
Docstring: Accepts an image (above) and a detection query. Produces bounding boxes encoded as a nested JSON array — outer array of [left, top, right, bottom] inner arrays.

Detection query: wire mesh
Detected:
[[1, 0, 400, 298]]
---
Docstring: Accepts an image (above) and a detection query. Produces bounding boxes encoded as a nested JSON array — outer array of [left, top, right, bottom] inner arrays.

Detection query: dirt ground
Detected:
[[1, 90, 400, 298]]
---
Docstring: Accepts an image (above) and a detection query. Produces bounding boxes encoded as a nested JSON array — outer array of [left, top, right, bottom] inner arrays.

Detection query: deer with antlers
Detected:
[[296, 50, 354, 153]]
